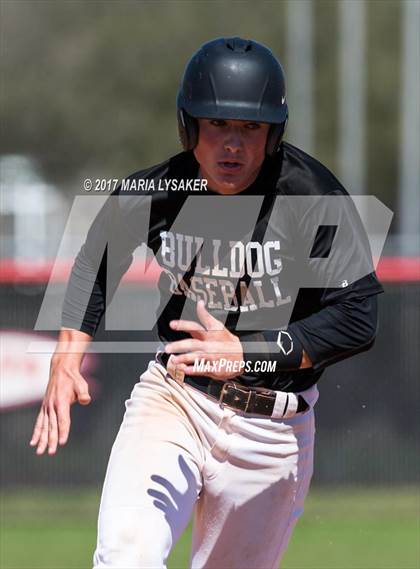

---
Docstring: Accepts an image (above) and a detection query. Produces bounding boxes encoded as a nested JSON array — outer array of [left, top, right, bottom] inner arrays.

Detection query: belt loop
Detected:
[[218, 382, 229, 406], [244, 390, 253, 413], [282, 393, 299, 419], [272, 391, 299, 419]]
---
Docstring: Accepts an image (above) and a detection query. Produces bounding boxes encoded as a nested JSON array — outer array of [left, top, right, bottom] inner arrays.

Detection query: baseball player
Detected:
[[30, 37, 383, 568]]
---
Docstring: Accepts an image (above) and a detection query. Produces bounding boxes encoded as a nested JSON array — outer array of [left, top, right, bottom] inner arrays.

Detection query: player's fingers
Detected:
[[182, 358, 244, 380], [170, 352, 203, 366], [181, 365, 224, 380], [47, 404, 59, 455], [166, 355, 186, 381], [30, 407, 45, 447], [169, 319, 206, 339], [36, 410, 50, 455], [57, 401, 72, 446], [181, 365, 200, 375], [196, 300, 224, 331], [74, 376, 91, 406], [165, 338, 202, 354]]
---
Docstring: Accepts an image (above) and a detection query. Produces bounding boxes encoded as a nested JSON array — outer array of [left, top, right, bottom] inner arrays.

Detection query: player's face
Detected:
[[194, 118, 270, 194]]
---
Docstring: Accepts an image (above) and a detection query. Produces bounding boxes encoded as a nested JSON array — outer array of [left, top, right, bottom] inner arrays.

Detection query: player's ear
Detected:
[[266, 120, 287, 156], [177, 109, 199, 150]]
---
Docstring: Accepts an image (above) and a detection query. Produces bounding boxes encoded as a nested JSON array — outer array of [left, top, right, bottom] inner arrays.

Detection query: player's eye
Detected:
[[209, 120, 227, 127], [244, 122, 261, 130]]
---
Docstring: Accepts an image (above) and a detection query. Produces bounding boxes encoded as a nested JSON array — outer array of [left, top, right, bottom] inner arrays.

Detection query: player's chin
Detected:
[[214, 170, 251, 193]]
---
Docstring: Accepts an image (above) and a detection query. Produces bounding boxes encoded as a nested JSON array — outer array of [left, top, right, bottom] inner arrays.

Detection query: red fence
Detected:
[[1, 256, 419, 285]]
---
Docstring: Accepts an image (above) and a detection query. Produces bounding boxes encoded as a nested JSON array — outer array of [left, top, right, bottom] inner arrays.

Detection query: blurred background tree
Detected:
[[1, 0, 403, 214]]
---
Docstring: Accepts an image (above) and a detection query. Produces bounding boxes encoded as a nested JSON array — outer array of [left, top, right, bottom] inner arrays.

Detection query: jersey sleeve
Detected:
[[285, 187, 384, 368], [289, 287, 380, 369], [241, 186, 384, 376], [61, 191, 150, 336], [241, 289, 380, 375]]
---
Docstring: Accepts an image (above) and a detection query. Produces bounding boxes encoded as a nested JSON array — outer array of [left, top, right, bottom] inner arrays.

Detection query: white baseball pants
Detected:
[[93, 361, 318, 569]]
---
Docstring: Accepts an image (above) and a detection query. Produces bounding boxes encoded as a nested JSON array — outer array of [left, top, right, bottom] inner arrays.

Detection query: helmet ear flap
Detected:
[[177, 109, 199, 150], [266, 119, 288, 156]]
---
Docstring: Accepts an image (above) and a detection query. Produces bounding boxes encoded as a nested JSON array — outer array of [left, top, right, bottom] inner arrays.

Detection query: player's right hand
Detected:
[[29, 361, 91, 456]]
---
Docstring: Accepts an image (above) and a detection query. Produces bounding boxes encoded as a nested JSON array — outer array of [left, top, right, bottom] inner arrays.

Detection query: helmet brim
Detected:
[[180, 100, 288, 125]]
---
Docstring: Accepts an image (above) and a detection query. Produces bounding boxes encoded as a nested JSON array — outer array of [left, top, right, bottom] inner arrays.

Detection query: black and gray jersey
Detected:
[[62, 142, 383, 392]]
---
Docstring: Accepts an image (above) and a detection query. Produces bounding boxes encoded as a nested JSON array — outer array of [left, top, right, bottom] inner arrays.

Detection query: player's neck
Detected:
[[197, 167, 262, 195]]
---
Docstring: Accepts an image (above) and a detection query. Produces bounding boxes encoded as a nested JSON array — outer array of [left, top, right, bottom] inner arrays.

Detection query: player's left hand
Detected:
[[165, 300, 244, 381]]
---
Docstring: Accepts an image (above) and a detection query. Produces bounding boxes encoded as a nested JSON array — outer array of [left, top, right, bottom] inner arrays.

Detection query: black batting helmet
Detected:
[[177, 37, 288, 156]]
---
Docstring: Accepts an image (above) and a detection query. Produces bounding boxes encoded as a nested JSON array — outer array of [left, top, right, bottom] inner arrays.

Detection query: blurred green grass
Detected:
[[1, 487, 418, 569]]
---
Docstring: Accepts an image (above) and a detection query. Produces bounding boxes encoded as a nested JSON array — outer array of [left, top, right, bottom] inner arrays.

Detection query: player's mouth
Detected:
[[217, 160, 244, 173]]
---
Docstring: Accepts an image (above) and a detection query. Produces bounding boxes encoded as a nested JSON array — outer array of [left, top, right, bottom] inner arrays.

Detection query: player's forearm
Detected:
[[62, 192, 138, 337], [288, 295, 378, 370], [51, 328, 93, 370], [300, 350, 312, 369], [241, 295, 378, 373], [61, 246, 107, 337]]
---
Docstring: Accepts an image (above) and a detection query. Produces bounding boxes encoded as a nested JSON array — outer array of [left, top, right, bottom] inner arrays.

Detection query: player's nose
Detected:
[[223, 127, 244, 153]]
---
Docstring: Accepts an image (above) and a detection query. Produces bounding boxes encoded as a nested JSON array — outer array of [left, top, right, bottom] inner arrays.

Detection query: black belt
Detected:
[[155, 352, 309, 417]]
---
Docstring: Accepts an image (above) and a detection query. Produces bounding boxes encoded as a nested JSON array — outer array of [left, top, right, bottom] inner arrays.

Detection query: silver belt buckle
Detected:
[[244, 390, 252, 413], [218, 382, 230, 406], [219, 382, 253, 413]]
